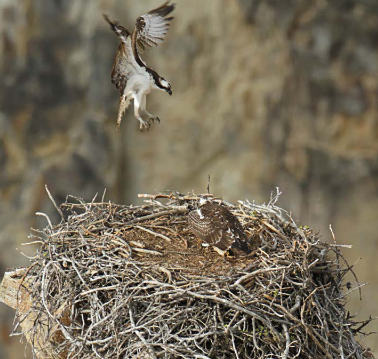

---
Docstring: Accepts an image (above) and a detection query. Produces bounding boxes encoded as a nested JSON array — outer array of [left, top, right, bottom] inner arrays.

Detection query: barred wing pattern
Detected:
[[135, 1, 175, 54], [103, 15, 134, 94], [188, 202, 251, 255]]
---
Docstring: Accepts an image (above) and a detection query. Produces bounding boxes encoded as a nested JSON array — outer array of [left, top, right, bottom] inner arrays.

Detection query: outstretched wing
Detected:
[[134, 1, 175, 54], [103, 15, 134, 94]]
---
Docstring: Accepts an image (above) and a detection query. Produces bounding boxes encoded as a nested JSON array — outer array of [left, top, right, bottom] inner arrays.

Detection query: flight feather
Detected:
[[135, 1, 175, 54]]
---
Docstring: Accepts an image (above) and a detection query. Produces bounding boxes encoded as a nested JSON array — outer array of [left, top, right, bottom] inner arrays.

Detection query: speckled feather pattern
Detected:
[[188, 202, 251, 254]]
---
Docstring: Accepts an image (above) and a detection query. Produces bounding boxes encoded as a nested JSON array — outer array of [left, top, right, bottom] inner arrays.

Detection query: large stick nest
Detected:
[[17, 191, 373, 358]]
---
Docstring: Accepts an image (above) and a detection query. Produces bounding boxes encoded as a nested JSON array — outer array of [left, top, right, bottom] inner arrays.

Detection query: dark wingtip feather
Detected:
[[150, 2, 176, 17], [103, 14, 117, 31], [103, 14, 131, 38], [103, 14, 110, 24]]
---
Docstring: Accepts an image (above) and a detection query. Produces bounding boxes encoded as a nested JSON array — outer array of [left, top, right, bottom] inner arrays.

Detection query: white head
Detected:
[[158, 77, 172, 95]]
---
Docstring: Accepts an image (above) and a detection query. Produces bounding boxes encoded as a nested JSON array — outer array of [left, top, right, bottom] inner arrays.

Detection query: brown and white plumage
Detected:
[[103, 2, 175, 131], [135, 2, 174, 53], [188, 201, 251, 256]]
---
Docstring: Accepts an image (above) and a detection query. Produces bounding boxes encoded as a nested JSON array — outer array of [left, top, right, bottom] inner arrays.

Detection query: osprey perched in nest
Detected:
[[188, 200, 251, 256], [103, 2, 175, 131]]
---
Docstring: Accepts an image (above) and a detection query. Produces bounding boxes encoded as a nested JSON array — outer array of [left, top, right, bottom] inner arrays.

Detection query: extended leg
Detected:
[[133, 92, 150, 131], [116, 95, 131, 130], [141, 94, 160, 124]]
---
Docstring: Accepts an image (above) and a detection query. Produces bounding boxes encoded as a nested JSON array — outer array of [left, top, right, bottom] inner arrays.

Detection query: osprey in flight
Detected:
[[188, 200, 251, 256], [103, 2, 175, 131]]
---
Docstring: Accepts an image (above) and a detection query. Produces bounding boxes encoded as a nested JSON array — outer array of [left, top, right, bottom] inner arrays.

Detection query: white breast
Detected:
[[123, 69, 153, 99]]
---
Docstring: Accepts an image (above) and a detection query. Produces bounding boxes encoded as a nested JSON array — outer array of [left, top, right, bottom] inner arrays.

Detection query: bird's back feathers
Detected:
[[188, 202, 251, 255]]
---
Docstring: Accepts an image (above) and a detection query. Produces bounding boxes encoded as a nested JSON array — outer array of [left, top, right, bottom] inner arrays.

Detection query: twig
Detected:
[[129, 302, 158, 359], [80, 285, 120, 296], [282, 324, 290, 359], [36, 212, 53, 229], [125, 206, 188, 225], [131, 248, 163, 256], [45, 185, 65, 222], [134, 225, 172, 242]]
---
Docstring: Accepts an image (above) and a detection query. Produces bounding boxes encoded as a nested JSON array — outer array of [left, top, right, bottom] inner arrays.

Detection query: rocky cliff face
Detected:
[[0, 0, 377, 356]]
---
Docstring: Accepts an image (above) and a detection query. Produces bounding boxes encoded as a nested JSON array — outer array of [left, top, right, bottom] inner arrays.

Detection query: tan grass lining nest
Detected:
[[17, 191, 373, 358]]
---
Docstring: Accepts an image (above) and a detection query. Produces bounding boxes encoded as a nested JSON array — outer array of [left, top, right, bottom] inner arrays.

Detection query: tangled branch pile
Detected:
[[17, 191, 373, 358]]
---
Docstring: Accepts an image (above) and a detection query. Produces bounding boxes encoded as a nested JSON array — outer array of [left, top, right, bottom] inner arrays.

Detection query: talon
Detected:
[[139, 121, 150, 132], [149, 117, 160, 124]]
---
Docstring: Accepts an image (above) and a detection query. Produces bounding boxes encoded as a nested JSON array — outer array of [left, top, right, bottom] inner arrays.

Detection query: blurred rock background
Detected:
[[0, 0, 377, 357]]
